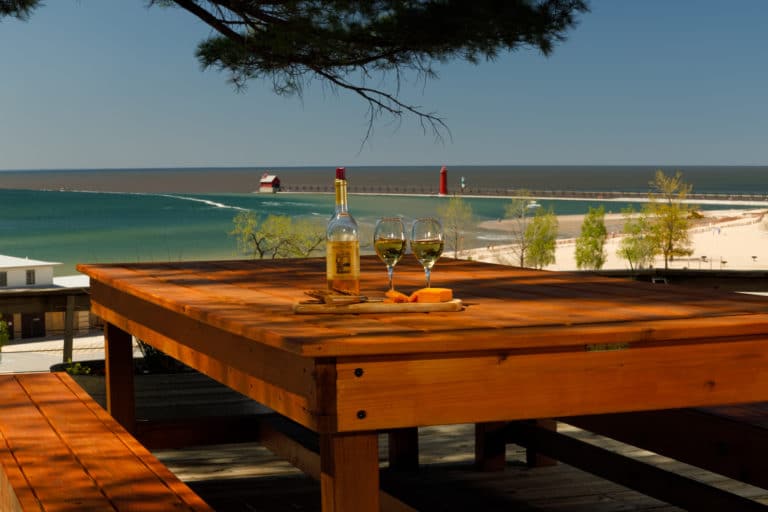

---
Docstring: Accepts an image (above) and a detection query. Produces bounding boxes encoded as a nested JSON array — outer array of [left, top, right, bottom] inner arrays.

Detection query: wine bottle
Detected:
[[326, 167, 360, 295]]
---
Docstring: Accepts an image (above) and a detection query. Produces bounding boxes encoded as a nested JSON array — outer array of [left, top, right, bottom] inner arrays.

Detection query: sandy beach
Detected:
[[467, 208, 768, 271]]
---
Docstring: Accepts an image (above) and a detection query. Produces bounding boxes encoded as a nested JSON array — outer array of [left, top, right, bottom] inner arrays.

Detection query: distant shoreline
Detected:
[[2, 165, 768, 201], [3, 180, 768, 208], [467, 208, 768, 271]]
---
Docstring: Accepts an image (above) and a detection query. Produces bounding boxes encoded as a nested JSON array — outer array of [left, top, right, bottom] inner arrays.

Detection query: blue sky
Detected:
[[1, 1, 766, 170]]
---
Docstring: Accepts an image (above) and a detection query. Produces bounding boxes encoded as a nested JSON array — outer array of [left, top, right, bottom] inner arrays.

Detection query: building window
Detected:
[[0, 271, 6, 287], [26, 269, 36, 285]]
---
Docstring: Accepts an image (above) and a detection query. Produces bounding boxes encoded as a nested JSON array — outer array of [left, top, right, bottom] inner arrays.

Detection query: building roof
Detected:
[[53, 274, 90, 288], [0, 255, 61, 270], [259, 174, 278, 183]]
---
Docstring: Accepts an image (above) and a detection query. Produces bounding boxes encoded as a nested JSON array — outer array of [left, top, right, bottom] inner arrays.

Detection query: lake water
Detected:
[[1, 166, 765, 275]]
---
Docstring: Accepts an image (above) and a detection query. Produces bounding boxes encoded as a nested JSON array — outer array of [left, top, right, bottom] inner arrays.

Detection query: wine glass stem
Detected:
[[424, 267, 431, 288], [387, 266, 395, 290]]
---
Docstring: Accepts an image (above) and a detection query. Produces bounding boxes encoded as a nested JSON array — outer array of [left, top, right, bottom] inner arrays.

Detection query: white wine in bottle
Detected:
[[326, 167, 360, 295]]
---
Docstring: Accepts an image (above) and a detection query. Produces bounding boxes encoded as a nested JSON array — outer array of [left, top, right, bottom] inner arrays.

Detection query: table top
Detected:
[[78, 256, 768, 359]]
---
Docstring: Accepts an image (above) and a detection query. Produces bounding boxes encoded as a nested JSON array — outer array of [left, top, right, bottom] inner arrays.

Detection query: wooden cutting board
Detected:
[[293, 299, 464, 314]]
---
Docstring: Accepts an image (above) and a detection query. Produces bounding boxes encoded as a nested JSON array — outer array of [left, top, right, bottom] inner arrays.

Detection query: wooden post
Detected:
[[474, 421, 507, 471], [388, 427, 419, 471], [62, 295, 75, 363], [320, 432, 379, 512], [104, 322, 135, 433], [525, 419, 558, 467]]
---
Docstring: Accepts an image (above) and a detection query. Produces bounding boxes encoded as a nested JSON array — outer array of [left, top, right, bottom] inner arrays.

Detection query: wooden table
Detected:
[[78, 256, 768, 511]]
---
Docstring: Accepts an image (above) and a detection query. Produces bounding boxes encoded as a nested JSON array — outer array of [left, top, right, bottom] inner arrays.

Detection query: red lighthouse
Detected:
[[439, 166, 448, 195]]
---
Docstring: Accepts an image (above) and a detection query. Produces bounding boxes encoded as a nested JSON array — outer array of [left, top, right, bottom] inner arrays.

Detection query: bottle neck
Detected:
[[334, 178, 349, 214]]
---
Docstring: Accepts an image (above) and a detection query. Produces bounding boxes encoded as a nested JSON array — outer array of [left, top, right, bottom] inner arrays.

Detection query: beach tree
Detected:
[[617, 206, 656, 271], [575, 205, 607, 270], [438, 195, 473, 259], [504, 191, 535, 267], [290, 217, 329, 257], [136, 1, 587, 140], [8, 1, 589, 140], [525, 207, 558, 269], [0, 0, 38, 19], [645, 170, 695, 269], [231, 211, 324, 259], [504, 192, 558, 268]]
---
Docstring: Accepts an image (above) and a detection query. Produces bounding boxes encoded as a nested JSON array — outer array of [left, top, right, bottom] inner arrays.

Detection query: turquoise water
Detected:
[[1, 185, 756, 276], [1, 190, 258, 275]]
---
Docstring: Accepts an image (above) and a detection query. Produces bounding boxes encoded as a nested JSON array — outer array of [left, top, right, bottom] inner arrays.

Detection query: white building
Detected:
[[0, 255, 59, 288], [0, 255, 91, 340]]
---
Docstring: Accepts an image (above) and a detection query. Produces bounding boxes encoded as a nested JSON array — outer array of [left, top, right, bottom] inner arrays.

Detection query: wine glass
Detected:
[[411, 217, 444, 288], [373, 217, 407, 290]]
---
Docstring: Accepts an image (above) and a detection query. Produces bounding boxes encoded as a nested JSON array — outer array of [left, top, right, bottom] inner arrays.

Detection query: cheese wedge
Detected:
[[409, 287, 453, 303], [384, 289, 410, 303]]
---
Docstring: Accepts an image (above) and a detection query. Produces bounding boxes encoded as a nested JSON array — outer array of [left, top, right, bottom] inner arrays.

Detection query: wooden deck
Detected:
[[153, 422, 768, 511], [64, 370, 768, 510]]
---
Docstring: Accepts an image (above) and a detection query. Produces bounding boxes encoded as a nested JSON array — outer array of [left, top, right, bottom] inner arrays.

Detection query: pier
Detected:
[[281, 183, 768, 203]]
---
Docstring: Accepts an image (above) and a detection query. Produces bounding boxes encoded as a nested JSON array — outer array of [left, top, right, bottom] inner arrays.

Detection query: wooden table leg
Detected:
[[525, 419, 558, 467], [104, 322, 135, 433], [475, 421, 507, 471], [320, 432, 379, 512], [499, 419, 559, 468], [388, 427, 419, 471]]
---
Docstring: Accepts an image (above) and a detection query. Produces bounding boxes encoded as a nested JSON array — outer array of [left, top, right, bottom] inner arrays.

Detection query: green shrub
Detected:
[[64, 359, 92, 376], [0, 320, 9, 348], [136, 339, 187, 373]]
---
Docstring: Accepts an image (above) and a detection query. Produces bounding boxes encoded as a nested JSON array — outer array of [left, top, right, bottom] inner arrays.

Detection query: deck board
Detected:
[[152, 423, 768, 511], [69, 368, 768, 510]]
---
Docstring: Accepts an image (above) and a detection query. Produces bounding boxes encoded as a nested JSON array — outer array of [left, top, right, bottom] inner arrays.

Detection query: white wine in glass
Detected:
[[411, 217, 444, 288], [373, 217, 407, 290]]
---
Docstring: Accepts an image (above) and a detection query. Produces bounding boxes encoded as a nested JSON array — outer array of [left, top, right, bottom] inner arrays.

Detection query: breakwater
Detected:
[[282, 183, 768, 204]]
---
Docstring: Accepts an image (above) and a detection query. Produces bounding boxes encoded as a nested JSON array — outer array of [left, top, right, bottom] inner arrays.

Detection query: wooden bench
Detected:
[[0, 372, 212, 511]]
